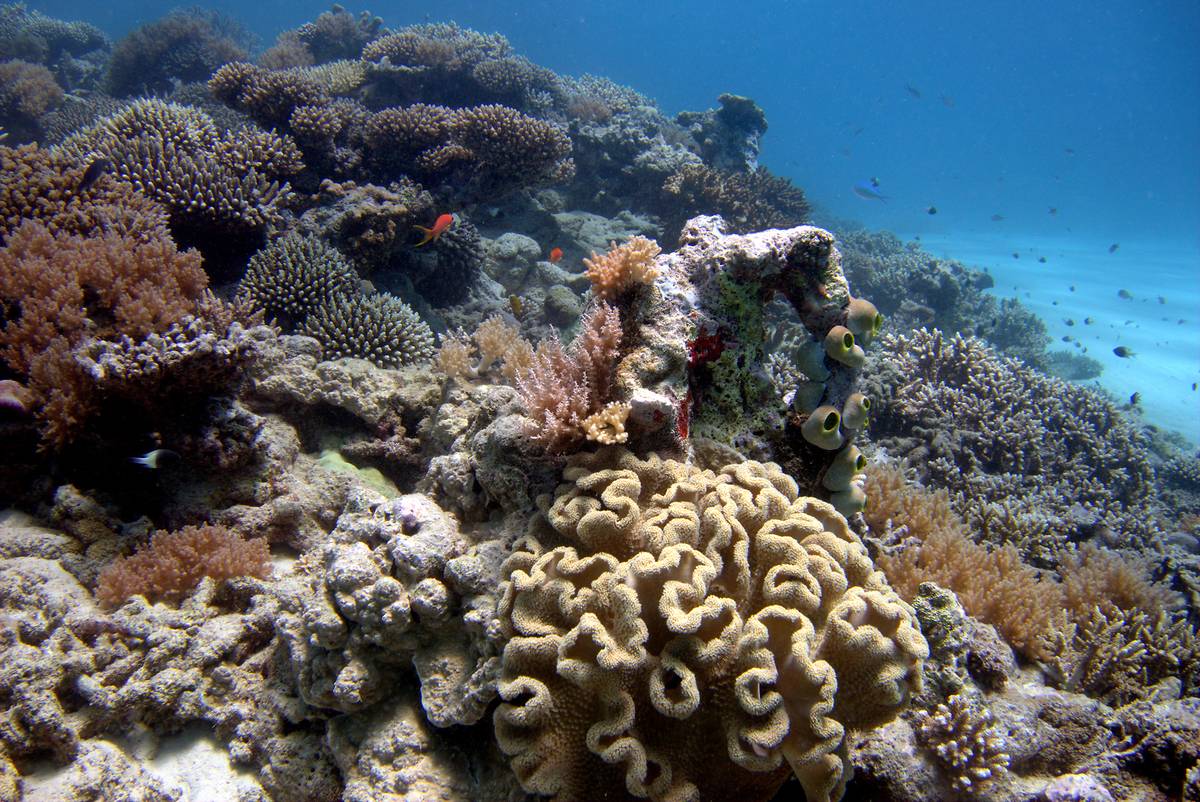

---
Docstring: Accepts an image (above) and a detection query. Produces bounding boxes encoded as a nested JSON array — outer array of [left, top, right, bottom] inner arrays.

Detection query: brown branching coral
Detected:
[[450, 103, 574, 194], [105, 9, 250, 97], [0, 59, 63, 141], [496, 448, 927, 802], [0, 142, 169, 243], [95, 524, 271, 609], [515, 302, 622, 452], [583, 235, 661, 301], [867, 462, 1191, 691], [209, 61, 330, 129], [0, 221, 206, 375]]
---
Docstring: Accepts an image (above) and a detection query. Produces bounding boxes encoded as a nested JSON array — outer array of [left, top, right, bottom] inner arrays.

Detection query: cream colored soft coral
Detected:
[[494, 448, 928, 802], [583, 236, 661, 301]]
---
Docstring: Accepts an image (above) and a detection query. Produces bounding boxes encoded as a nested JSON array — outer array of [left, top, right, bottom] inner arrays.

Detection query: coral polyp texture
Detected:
[[495, 447, 927, 802], [301, 292, 436, 368]]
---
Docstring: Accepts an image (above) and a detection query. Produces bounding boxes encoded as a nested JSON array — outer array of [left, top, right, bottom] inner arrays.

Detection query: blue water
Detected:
[[27, 0, 1200, 438]]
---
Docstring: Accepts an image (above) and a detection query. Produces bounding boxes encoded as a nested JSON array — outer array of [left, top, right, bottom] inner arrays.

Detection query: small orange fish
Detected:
[[548, 247, 563, 263], [414, 213, 454, 246]]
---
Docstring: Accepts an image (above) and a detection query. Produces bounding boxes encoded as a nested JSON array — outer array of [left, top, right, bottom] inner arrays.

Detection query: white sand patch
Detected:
[[920, 232, 1200, 445]]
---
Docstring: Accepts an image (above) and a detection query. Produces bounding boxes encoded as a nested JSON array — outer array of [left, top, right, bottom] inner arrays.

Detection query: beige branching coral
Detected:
[[434, 314, 534, 383], [915, 693, 1010, 794], [581, 401, 631, 444], [583, 235, 661, 301], [495, 448, 927, 802]]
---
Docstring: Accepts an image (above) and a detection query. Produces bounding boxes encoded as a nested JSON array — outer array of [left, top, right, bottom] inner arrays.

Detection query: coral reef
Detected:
[[0, 142, 169, 243], [676, 93, 769, 173], [583, 235, 661, 301], [863, 329, 1161, 561], [104, 9, 250, 97], [659, 164, 810, 245], [496, 447, 927, 802]]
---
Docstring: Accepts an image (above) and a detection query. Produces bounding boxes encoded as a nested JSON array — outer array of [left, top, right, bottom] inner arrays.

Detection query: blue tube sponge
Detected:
[[801, 405, 844, 450], [823, 326, 865, 368]]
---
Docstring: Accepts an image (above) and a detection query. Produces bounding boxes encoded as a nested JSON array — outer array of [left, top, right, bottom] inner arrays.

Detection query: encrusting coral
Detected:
[[495, 447, 927, 802]]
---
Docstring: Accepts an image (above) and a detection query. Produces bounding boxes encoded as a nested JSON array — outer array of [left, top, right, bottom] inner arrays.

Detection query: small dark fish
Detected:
[[1061, 335, 1072, 342], [1064, 319, 1075, 326], [508, 295, 523, 317], [1038, 256, 1047, 263], [926, 206, 937, 215], [1070, 285, 1076, 292], [1157, 296, 1166, 304], [1065, 147, 1076, 155], [1012, 252, 1020, 259], [1193, 383, 1197, 391], [991, 214, 1005, 222], [870, 176, 881, 188], [1048, 207, 1057, 215], [1052, 300, 1059, 306], [1179, 319, 1188, 325], [905, 84, 922, 99], [130, 448, 180, 469], [1113, 346, 1135, 358], [1118, 289, 1133, 299], [1082, 347, 1088, 353], [1084, 317, 1094, 325], [1129, 392, 1141, 406], [76, 158, 110, 193], [1108, 243, 1120, 254], [940, 94, 955, 108]]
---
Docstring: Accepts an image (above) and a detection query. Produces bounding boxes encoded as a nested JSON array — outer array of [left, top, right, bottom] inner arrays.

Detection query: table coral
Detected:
[[495, 447, 927, 802]]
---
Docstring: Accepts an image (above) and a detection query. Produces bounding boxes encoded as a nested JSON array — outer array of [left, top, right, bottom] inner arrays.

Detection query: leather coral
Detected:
[[494, 447, 927, 802]]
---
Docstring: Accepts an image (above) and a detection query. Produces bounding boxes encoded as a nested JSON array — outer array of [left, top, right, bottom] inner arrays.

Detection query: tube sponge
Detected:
[[823, 445, 867, 491], [801, 405, 844, 450], [842, 392, 871, 430], [846, 297, 884, 346], [824, 325, 865, 368], [831, 484, 867, 516]]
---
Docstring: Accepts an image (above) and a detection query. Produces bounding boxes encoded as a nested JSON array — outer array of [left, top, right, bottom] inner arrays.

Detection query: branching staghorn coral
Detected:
[[867, 462, 1193, 696], [104, 9, 250, 97], [515, 302, 622, 452], [495, 447, 927, 802], [863, 328, 1160, 559], [0, 58, 62, 142], [96, 524, 271, 609], [583, 235, 661, 301], [238, 232, 361, 331]]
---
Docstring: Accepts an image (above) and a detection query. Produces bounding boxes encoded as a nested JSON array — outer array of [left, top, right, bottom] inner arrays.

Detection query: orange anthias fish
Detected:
[[548, 247, 563, 263], [414, 213, 454, 246]]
